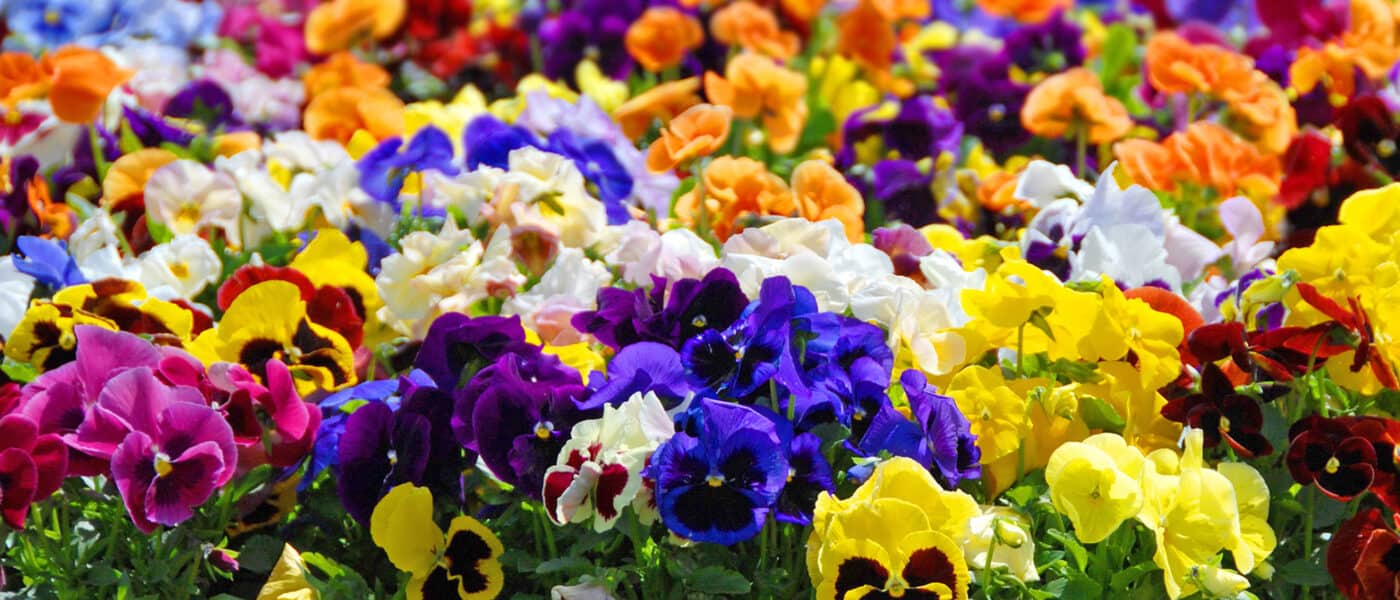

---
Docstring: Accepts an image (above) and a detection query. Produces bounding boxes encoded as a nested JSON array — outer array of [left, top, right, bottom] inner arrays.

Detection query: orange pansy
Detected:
[[42, 47, 134, 123], [304, 0, 406, 55], [1020, 67, 1132, 144], [1220, 71, 1297, 155], [975, 0, 1071, 23], [1144, 32, 1255, 97], [836, 0, 897, 74], [1114, 121, 1282, 200], [303, 86, 405, 145], [711, 1, 800, 61], [780, 0, 828, 22], [626, 7, 706, 73], [303, 52, 391, 100], [791, 159, 864, 242], [675, 156, 793, 241], [0, 52, 48, 110], [645, 103, 733, 173], [102, 148, 179, 212], [614, 77, 703, 140], [705, 53, 808, 153]]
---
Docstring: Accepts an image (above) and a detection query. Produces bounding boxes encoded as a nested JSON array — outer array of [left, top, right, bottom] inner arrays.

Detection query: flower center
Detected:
[[1218, 416, 1231, 433], [535, 422, 554, 440], [988, 104, 1006, 122], [1325, 456, 1341, 474], [154, 453, 174, 478], [387, 449, 398, 465], [706, 473, 725, 487], [170, 261, 190, 279], [887, 577, 909, 597], [786, 468, 795, 483], [1381, 139, 1397, 158], [691, 315, 707, 328], [45, 9, 61, 24]]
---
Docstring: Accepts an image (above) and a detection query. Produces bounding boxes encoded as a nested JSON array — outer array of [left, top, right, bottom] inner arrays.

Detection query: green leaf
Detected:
[[1277, 558, 1331, 587], [684, 566, 752, 595], [236, 534, 285, 574], [146, 219, 174, 245], [300, 552, 347, 578], [1109, 563, 1159, 591], [1078, 395, 1126, 433], [535, 556, 592, 575], [1, 358, 38, 383], [1027, 308, 1056, 341], [1046, 530, 1089, 572], [808, 422, 851, 455], [118, 122, 144, 154]]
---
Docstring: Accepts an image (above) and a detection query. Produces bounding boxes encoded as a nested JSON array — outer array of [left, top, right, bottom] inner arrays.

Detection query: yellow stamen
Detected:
[[706, 474, 725, 487], [154, 454, 174, 478], [1325, 456, 1341, 474]]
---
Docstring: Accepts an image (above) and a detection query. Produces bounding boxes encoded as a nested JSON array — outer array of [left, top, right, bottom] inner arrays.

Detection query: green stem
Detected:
[[1302, 488, 1315, 598], [89, 124, 110, 183], [1015, 322, 1026, 378], [1074, 125, 1088, 178], [981, 517, 999, 600]]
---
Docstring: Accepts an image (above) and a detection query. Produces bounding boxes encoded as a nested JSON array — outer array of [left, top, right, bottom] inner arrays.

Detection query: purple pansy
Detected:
[[573, 268, 748, 352], [357, 125, 459, 205], [336, 401, 431, 525]]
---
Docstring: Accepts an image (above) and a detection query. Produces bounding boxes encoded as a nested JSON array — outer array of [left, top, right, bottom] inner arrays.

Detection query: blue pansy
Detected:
[[547, 129, 633, 223], [3, 0, 117, 51], [357, 126, 459, 205], [646, 399, 788, 545], [463, 115, 539, 170], [774, 432, 834, 525], [14, 237, 84, 289], [303, 376, 407, 491]]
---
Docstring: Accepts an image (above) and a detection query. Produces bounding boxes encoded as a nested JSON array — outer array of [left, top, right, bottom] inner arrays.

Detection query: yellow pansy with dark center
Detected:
[[190, 280, 356, 395], [4, 301, 116, 372], [416, 517, 505, 600], [53, 279, 194, 340]]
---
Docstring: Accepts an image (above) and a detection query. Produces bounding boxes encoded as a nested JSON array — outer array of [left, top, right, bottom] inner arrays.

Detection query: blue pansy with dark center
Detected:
[[578, 341, 690, 410], [573, 268, 748, 351], [14, 236, 85, 289], [774, 432, 834, 525], [462, 115, 540, 170], [335, 401, 431, 525], [646, 399, 788, 545]]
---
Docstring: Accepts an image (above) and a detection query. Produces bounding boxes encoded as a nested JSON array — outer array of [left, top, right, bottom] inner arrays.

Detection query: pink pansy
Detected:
[[67, 368, 236, 533]]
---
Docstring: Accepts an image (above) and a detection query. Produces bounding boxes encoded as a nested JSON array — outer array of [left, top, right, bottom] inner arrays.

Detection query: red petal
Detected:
[[217, 265, 316, 311]]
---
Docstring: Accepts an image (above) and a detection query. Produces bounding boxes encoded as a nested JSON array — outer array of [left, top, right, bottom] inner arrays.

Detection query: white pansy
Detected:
[[1013, 159, 1092, 207], [144, 159, 243, 241], [68, 209, 131, 280], [1071, 224, 1183, 291], [136, 235, 221, 300], [1218, 196, 1275, 275], [500, 147, 607, 248], [375, 221, 482, 333], [421, 166, 503, 227], [0, 257, 35, 340], [502, 248, 612, 341], [263, 131, 350, 172]]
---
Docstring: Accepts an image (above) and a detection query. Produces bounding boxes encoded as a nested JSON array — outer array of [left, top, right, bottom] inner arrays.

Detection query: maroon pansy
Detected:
[[1287, 415, 1379, 500], [1162, 364, 1273, 457]]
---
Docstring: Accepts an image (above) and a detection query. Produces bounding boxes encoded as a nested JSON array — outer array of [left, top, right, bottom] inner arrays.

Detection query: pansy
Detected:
[[624, 6, 705, 72], [68, 367, 237, 533], [774, 431, 835, 525], [49, 279, 195, 340], [579, 342, 690, 410], [136, 235, 222, 300], [370, 483, 505, 600], [647, 399, 788, 545], [543, 391, 673, 530], [190, 280, 356, 395], [494, 147, 608, 249], [573, 268, 747, 352], [357, 125, 459, 205], [13, 235, 84, 289], [335, 399, 431, 525], [1045, 433, 1144, 543], [459, 350, 595, 497], [705, 53, 808, 153], [1020, 67, 1131, 145], [0, 413, 68, 528], [142, 160, 243, 244], [1162, 363, 1273, 457], [5, 301, 115, 372], [1287, 414, 1379, 500], [808, 457, 977, 600]]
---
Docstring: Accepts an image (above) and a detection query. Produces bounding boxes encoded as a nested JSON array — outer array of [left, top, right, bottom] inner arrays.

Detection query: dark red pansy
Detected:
[[1161, 363, 1272, 457], [306, 285, 365, 348], [1188, 320, 1346, 382], [1341, 417, 1400, 512], [1336, 95, 1400, 173], [1330, 507, 1389, 599], [593, 463, 630, 521], [1355, 524, 1400, 599], [1287, 415, 1378, 500], [1279, 131, 1335, 210]]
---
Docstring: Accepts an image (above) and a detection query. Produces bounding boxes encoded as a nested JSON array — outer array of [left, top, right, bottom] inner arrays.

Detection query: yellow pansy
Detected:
[[811, 55, 880, 129], [257, 544, 318, 600], [189, 280, 356, 395], [1277, 224, 1388, 317], [5, 302, 115, 372], [576, 59, 629, 113], [808, 457, 977, 599], [371, 484, 505, 600], [1338, 183, 1400, 242], [1078, 278, 1183, 388], [983, 386, 1089, 496], [1045, 434, 1145, 544], [52, 279, 194, 341], [946, 366, 1030, 465]]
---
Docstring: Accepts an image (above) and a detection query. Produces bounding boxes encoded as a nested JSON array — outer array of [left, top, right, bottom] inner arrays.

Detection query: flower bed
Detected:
[[0, 0, 1397, 598]]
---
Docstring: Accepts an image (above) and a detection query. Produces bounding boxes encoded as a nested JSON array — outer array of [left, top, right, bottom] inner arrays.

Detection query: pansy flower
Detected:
[[371, 483, 505, 600], [543, 391, 673, 530], [13, 236, 84, 290], [217, 265, 365, 349], [573, 268, 748, 352], [1329, 507, 1400, 599], [51, 279, 197, 341], [0, 413, 67, 528], [357, 125, 459, 205], [646, 399, 789, 545], [1287, 415, 1379, 500], [190, 280, 356, 395], [67, 367, 237, 533], [5, 301, 115, 372], [1161, 363, 1273, 458], [462, 350, 595, 497], [578, 342, 690, 410], [774, 432, 834, 526], [336, 400, 431, 526]]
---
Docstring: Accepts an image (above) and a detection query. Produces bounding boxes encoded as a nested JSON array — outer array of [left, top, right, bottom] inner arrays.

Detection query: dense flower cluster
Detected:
[[3, 0, 1400, 599]]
